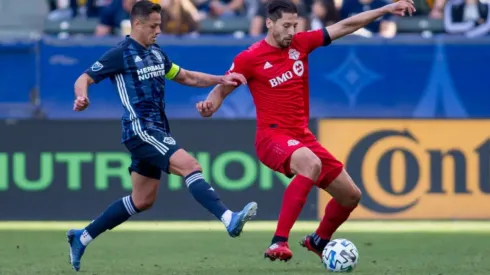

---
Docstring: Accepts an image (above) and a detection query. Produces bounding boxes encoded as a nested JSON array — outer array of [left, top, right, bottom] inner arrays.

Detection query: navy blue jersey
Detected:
[[85, 36, 181, 142]]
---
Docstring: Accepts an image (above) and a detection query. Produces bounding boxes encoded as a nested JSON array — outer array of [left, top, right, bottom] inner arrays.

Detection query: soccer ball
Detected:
[[321, 238, 359, 272]]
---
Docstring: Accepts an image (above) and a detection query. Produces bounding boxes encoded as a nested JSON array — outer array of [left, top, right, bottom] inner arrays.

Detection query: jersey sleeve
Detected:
[[84, 48, 124, 83], [151, 45, 181, 80], [293, 29, 332, 54], [226, 51, 252, 81]]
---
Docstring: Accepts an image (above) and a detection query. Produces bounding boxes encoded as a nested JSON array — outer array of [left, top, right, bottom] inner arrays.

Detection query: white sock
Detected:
[[220, 210, 233, 227], [79, 230, 93, 246]]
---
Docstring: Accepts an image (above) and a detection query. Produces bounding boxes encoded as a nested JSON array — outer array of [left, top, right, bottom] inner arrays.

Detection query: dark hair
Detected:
[[130, 0, 162, 23], [266, 0, 298, 21]]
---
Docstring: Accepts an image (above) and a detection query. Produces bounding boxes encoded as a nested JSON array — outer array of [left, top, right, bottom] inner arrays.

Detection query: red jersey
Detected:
[[227, 29, 331, 132]]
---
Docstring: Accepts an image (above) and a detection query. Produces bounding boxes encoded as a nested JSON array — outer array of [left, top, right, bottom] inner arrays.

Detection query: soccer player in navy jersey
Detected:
[[67, 0, 257, 271]]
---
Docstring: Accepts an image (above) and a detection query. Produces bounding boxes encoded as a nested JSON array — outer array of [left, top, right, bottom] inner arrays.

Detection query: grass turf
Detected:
[[0, 221, 489, 275]]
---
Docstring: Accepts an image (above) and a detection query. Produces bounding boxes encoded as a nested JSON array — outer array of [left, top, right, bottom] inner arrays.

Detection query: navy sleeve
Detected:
[[84, 47, 124, 83]]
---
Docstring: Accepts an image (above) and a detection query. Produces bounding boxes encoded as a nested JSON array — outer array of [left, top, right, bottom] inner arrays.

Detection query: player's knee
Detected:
[[131, 191, 158, 211], [179, 161, 202, 177], [350, 186, 362, 206], [184, 159, 202, 175], [133, 196, 156, 211], [190, 161, 202, 173], [290, 148, 322, 181], [340, 185, 362, 207], [169, 150, 202, 176]]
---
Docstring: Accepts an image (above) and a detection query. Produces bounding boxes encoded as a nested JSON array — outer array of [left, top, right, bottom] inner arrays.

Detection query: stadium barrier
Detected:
[[0, 35, 489, 119], [0, 119, 318, 221]]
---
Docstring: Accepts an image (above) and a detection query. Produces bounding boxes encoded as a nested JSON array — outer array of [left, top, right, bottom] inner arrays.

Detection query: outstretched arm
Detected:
[[160, 51, 246, 88], [172, 68, 246, 88], [173, 69, 224, 87], [327, 0, 415, 41]]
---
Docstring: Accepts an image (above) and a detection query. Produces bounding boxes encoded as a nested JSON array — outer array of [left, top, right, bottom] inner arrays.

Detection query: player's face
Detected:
[[134, 12, 162, 45], [268, 12, 298, 48]]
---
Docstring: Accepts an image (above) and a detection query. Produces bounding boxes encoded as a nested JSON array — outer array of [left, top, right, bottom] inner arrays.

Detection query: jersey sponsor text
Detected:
[[137, 64, 166, 81]]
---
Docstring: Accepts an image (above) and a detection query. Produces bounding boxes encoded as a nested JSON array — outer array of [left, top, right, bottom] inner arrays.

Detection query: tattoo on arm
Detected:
[[190, 72, 210, 86], [180, 70, 221, 87]]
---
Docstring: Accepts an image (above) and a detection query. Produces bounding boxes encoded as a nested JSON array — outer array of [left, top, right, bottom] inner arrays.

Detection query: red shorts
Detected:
[[255, 128, 343, 188]]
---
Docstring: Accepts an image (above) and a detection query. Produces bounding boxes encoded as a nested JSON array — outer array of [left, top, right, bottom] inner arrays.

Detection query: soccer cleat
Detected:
[[264, 242, 293, 262], [227, 202, 258, 238], [299, 234, 323, 259], [67, 229, 87, 271]]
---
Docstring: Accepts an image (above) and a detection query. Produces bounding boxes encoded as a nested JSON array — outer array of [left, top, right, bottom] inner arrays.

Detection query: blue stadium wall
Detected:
[[0, 36, 489, 220]]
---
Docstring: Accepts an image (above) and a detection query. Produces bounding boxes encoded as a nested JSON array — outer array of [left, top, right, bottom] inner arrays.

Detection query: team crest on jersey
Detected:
[[287, 139, 299, 146], [293, 60, 304, 77], [91, 61, 103, 72], [163, 137, 176, 145], [152, 50, 162, 62], [288, 49, 300, 60]]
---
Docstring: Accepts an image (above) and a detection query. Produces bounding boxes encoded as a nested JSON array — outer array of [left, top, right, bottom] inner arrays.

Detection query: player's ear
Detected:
[[132, 18, 143, 28], [131, 19, 137, 29], [266, 18, 274, 29]]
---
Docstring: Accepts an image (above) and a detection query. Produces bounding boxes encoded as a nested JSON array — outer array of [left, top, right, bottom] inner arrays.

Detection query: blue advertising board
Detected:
[[0, 35, 489, 119]]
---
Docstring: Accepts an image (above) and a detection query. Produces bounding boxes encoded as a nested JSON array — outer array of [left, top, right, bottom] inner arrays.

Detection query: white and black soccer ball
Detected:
[[322, 238, 359, 272]]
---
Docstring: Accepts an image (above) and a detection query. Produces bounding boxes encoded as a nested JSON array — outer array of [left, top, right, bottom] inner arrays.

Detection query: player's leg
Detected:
[[299, 140, 361, 258], [265, 147, 321, 260], [272, 147, 322, 241], [257, 132, 320, 261], [168, 148, 257, 237], [66, 133, 165, 271], [67, 157, 161, 271], [310, 170, 361, 249]]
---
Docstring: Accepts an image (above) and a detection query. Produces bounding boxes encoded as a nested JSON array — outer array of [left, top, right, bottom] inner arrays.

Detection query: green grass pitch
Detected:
[[0, 221, 489, 275]]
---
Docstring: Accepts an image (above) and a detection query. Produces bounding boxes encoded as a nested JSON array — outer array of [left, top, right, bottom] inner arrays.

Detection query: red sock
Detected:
[[316, 198, 357, 240], [274, 174, 315, 239]]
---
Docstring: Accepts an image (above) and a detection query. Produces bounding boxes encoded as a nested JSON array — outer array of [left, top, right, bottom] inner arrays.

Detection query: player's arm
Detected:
[[172, 68, 246, 87], [162, 55, 246, 87], [172, 68, 228, 87], [74, 73, 95, 99], [326, 0, 415, 41], [197, 52, 251, 117], [197, 84, 237, 117], [74, 48, 124, 111]]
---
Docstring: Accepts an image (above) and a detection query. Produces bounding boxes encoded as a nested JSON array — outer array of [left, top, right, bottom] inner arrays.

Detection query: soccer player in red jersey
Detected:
[[197, 0, 415, 262]]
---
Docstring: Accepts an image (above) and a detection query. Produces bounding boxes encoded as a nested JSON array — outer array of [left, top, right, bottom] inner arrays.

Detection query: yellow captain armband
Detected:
[[165, 63, 181, 80]]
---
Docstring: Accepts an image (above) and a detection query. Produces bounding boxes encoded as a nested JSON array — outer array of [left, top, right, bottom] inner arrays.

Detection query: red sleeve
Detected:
[[226, 51, 253, 81], [293, 28, 332, 54]]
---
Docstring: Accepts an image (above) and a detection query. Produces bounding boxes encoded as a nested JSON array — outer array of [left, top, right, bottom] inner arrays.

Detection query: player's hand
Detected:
[[220, 73, 247, 86], [73, 96, 90, 111], [196, 100, 216, 117], [385, 0, 416, 16]]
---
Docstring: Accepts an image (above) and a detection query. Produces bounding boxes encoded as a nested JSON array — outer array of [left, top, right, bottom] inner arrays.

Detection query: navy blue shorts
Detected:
[[124, 129, 181, 180]]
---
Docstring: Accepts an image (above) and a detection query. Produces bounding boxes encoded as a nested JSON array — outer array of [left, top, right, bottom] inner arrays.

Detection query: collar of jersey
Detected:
[[126, 35, 150, 51]]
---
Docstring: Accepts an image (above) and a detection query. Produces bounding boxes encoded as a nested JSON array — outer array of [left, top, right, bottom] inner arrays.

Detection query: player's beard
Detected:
[[281, 38, 292, 48], [274, 32, 292, 48]]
